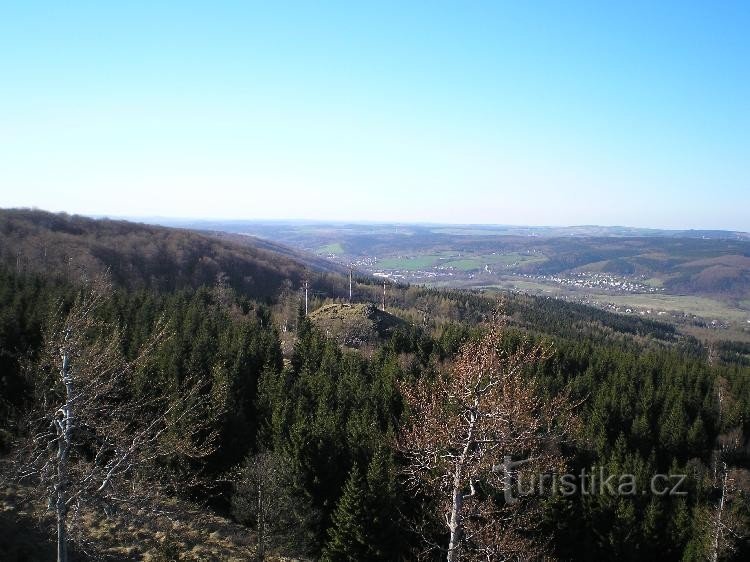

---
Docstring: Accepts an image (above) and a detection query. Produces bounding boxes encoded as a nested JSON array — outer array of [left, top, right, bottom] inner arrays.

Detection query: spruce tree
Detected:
[[321, 464, 369, 561], [364, 447, 401, 560]]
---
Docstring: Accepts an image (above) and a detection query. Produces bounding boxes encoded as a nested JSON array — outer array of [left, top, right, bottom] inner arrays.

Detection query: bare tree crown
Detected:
[[9, 275, 222, 559], [399, 319, 579, 561]]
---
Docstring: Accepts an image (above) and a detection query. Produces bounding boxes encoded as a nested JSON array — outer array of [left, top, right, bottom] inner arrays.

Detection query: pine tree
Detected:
[[686, 416, 708, 455]]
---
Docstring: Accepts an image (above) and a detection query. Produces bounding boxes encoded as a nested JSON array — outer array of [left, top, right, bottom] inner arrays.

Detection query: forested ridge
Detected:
[[1, 212, 749, 561], [0, 209, 350, 299]]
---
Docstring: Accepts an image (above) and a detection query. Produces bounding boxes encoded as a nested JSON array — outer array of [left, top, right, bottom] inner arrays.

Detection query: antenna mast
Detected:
[[382, 280, 386, 312], [304, 279, 309, 316], [349, 267, 353, 304]]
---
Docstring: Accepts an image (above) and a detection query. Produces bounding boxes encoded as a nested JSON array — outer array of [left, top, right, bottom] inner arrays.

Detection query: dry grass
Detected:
[[308, 302, 405, 347], [0, 484, 306, 561]]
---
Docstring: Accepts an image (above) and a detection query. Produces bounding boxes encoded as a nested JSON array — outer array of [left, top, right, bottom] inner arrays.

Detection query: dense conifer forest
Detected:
[[1, 211, 749, 560]]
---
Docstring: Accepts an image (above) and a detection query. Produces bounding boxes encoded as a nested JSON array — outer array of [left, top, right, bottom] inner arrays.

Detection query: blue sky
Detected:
[[1, 1, 748, 230]]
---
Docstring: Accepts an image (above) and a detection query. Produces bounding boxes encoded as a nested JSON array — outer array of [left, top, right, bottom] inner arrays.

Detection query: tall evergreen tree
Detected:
[[322, 464, 370, 561]]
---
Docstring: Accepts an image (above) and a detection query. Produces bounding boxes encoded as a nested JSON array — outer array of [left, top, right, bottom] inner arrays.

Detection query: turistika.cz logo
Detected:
[[494, 457, 687, 504]]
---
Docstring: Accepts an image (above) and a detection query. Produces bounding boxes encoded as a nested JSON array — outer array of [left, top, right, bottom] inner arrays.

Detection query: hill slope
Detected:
[[0, 209, 347, 299]]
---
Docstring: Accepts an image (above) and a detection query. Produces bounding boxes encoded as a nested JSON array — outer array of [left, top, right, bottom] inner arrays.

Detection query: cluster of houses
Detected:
[[530, 272, 662, 294]]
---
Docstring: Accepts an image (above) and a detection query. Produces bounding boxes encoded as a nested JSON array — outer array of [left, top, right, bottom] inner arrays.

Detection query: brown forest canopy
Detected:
[[0, 208, 348, 299]]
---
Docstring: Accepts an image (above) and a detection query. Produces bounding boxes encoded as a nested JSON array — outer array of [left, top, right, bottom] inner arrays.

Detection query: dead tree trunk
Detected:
[[447, 486, 463, 562], [10, 277, 221, 559], [257, 478, 265, 561], [56, 332, 73, 562], [710, 462, 728, 562], [447, 410, 477, 562]]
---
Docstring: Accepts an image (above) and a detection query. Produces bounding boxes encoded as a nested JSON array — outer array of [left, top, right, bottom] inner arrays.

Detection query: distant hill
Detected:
[[140, 219, 750, 241], [206, 230, 350, 276], [0, 209, 349, 299]]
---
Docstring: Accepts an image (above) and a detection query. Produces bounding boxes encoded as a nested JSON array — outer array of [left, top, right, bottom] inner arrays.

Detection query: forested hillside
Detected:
[[0, 209, 349, 299], [1, 213, 749, 561]]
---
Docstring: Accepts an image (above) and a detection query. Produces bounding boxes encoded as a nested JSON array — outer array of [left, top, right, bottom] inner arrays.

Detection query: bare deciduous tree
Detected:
[[399, 319, 579, 561], [7, 276, 222, 562], [230, 450, 317, 561], [700, 432, 750, 562]]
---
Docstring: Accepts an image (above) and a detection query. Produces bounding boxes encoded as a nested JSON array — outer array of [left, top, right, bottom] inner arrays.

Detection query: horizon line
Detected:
[[5, 207, 747, 236]]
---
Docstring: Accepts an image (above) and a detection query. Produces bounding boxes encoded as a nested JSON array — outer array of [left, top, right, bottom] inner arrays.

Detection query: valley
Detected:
[[159, 220, 750, 338]]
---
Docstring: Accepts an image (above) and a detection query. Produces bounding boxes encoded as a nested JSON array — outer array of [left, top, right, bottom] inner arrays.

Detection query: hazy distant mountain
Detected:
[[140, 218, 750, 241]]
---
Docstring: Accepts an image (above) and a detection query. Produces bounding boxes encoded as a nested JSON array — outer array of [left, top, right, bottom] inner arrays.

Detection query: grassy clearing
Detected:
[[378, 252, 547, 271], [482, 278, 562, 294], [444, 257, 484, 270], [442, 253, 547, 270], [317, 242, 345, 254], [377, 255, 442, 269], [643, 277, 665, 287], [490, 253, 547, 266]]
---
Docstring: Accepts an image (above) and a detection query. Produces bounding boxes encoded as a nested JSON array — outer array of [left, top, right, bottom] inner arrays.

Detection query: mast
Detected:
[[304, 279, 309, 316]]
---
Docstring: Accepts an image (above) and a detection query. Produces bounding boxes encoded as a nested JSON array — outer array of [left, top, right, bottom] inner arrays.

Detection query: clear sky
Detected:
[[1, 1, 748, 230]]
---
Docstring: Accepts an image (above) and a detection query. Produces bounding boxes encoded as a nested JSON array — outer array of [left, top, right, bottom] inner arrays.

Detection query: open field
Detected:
[[377, 254, 445, 270], [376, 251, 546, 272], [478, 275, 750, 337], [317, 242, 345, 255]]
